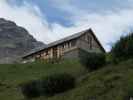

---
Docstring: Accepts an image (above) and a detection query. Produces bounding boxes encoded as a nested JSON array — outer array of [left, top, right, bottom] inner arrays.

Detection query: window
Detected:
[[63, 44, 66, 48], [88, 36, 92, 49], [71, 40, 76, 47], [45, 50, 49, 56], [68, 42, 71, 48]]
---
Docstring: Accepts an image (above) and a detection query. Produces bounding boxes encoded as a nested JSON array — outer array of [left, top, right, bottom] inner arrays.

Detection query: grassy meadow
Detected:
[[0, 59, 133, 100], [0, 60, 86, 100]]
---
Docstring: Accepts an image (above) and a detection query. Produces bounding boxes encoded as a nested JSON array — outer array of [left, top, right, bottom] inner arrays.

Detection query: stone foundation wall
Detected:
[[63, 48, 79, 59]]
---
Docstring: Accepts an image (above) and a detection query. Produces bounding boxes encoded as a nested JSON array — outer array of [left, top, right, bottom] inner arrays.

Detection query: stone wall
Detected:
[[63, 48, 79, 59]]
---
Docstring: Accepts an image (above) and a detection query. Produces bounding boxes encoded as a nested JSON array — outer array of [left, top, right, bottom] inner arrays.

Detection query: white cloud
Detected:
[[72, 10, 133, 51], [0, 0, 54, 43], [1, 0, 133, 52], [49, 0, 133, 51]]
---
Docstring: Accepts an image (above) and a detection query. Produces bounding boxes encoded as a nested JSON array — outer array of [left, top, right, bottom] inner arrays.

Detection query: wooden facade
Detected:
[[22, 29, 105, 63]]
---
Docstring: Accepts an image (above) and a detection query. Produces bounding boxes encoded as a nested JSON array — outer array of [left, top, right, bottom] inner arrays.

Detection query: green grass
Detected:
[[0, 59, 133, 100], [0, 60, 86, 100]]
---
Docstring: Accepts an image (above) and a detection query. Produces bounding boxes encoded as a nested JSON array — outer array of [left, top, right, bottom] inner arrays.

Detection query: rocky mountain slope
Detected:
[[0, 18, 45, 63]]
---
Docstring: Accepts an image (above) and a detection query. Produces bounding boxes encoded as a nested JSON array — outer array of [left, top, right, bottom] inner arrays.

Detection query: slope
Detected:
[[0, 59, 132, 100]]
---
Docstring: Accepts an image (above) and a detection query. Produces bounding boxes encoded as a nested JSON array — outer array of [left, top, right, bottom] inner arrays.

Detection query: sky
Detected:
[[0, 0, 133, 51]]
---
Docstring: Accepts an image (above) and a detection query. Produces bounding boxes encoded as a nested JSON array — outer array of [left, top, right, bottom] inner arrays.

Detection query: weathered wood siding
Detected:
[[23, 30, 104, 63], [77, 31, 102, 53], [24, 39, 78, 61]]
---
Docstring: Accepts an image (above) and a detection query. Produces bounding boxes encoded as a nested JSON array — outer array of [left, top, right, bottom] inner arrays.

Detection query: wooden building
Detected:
[[22, 28, 105, 63]]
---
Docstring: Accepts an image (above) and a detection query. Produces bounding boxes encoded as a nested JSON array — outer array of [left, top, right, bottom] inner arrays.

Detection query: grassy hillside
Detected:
[[35, 59, 133, 100], [0, 59, 133, 100], [0, 60, 86, 100]]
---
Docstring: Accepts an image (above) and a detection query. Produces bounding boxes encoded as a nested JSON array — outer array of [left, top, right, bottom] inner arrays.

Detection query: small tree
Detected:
[[111, 33, 133, 62], [79, 50, 106, 71]]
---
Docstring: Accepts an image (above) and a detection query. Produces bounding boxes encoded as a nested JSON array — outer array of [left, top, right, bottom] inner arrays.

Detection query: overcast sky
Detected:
[[0, 0, 133, 51]]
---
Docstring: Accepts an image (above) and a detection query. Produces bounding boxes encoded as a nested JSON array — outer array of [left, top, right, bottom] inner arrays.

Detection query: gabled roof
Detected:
[[23, 28, 105, 58]]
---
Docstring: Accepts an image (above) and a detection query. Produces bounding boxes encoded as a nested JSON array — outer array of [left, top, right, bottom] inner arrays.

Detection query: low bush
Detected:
[[19, 73, 75, 98], [79, 50, 106, 71], [19, 80, 41, 98], [111, 33, 133, 62], [124, 87, 133, 100], [41, 73, 75, 96], [123, 79, 133, 100]]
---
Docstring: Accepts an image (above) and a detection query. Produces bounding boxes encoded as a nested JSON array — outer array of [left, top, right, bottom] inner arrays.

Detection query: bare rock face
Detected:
[[0, 18, 45, 63]]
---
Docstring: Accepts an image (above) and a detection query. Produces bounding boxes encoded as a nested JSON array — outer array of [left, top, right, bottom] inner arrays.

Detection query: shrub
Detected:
[[111, 33, 133, 62], [19, 80, 41, 98], [79, 50, 106, 71], [19, 74, 75, 98], [41, 73, 75, 96], [123, 80, 133, 100], [124, 86, 133, 100]]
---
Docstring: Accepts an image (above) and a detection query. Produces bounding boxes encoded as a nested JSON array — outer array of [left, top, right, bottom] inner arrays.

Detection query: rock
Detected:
[[0, 18, 46, 63]]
